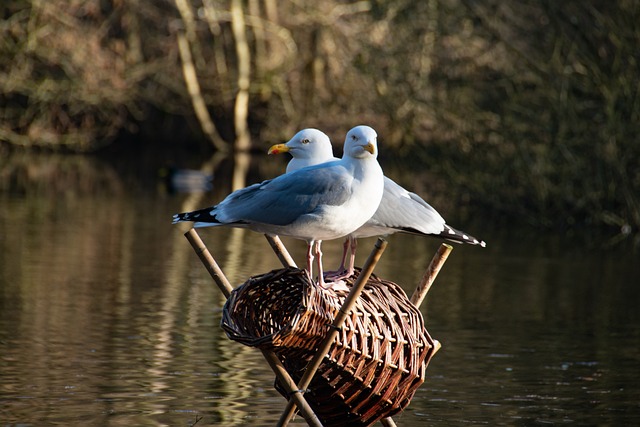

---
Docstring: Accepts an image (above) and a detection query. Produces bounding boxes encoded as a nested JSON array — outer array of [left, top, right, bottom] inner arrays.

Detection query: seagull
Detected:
[[173, 125, 385, 289], [268, 128, 486, 279]]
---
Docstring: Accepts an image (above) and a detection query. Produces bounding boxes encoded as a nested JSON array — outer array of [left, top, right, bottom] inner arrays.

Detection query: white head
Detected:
[[268, 128, 336, 173], [343, 125, 378, 159]]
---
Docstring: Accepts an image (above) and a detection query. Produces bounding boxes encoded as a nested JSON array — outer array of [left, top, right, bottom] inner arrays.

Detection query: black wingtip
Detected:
[[171, 207, 222, 226], [442, 224, 486, 247], [172, 211, 198, 224]]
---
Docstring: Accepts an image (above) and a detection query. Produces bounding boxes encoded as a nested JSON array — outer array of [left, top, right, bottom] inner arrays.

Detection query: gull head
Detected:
[[344, 125, 378, 159], [268, 128, 333, 161]]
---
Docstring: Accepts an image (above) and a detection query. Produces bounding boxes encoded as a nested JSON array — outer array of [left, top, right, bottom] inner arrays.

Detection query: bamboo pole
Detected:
[[277, 238, 388, 427], [408, 243, 452, 355], [265, 234, 401, 426], [266, 234, 399, 426], [184, 228, 233, 297], [377, 243, 453, 426], [183, 228, 323, 427], [264, 234, 298, 268], [261, 350, 323, 427], [380, 417, 398, 427], [410, 243, 453, 307]]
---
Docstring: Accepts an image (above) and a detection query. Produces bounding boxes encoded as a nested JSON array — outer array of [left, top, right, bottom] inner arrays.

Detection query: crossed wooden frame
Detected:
[[184, 228, 452, 427]]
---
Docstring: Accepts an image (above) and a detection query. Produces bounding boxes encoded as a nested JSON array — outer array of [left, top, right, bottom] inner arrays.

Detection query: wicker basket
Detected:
[[221, 267, 438, 427]]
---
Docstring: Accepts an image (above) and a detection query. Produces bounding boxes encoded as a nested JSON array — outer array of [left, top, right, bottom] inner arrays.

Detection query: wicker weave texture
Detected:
[[221, 267, 438, 427]]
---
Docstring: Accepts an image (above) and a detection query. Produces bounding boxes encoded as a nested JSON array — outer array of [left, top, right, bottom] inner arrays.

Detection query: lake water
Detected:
[[1, 153, 639, 426]]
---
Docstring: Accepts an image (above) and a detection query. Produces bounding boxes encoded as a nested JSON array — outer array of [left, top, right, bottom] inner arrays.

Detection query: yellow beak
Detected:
[[364, 142, 375, 155], [268, 143, 289, 155]]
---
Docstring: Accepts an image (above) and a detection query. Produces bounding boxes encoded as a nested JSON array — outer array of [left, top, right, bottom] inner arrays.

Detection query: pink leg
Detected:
[[314, 241, 327, 288], [323, 236, 357, 283], [306, 242, 315, 280], [345, 236, 357, 277], [317, 240, 349, 291], [324, 238, 349, 277], [337, 238, 349, 272]]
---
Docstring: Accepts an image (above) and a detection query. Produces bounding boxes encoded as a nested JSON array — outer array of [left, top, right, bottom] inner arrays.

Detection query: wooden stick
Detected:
[[265, 234, 298, 268], [378, 244, 453, 426], [184, 228, 323, 427], [277, 238, 388, 427], [410, 243, 453, 307], [184, 228, 233, 297], [380, 417, 398, 427], [261, 350, 323, 427]]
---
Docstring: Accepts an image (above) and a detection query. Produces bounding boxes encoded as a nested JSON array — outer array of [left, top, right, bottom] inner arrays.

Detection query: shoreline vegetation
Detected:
[[1, 0, 638, 237]]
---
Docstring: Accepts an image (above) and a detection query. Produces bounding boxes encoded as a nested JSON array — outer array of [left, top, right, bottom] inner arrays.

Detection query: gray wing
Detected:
[[217, 162, 352, 225], [352, 177, 445, 238], [356, 177, 486, 246]]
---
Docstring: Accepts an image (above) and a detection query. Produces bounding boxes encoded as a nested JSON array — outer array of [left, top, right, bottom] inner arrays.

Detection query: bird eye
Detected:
[[302, 138, 310, 144], [351, 134, 357, 141]]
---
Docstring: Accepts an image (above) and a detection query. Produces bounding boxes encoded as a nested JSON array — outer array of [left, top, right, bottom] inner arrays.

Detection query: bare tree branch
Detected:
[[176, 28, 228, 152], [230, 0, 251, 152]]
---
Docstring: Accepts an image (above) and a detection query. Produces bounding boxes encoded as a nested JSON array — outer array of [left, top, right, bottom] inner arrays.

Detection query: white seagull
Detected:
[[268, 128, 486, 279], [173, 125, 384, 289]]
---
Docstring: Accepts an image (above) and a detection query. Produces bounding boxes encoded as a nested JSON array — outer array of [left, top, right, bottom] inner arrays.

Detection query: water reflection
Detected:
[[1, 152, 639, 426]]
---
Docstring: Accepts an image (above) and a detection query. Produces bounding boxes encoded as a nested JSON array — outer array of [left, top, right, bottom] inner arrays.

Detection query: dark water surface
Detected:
[[1, 154, 639, 426]]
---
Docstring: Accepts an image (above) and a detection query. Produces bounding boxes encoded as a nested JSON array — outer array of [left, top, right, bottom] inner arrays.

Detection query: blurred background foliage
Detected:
[[0, 0, 638, 235]]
